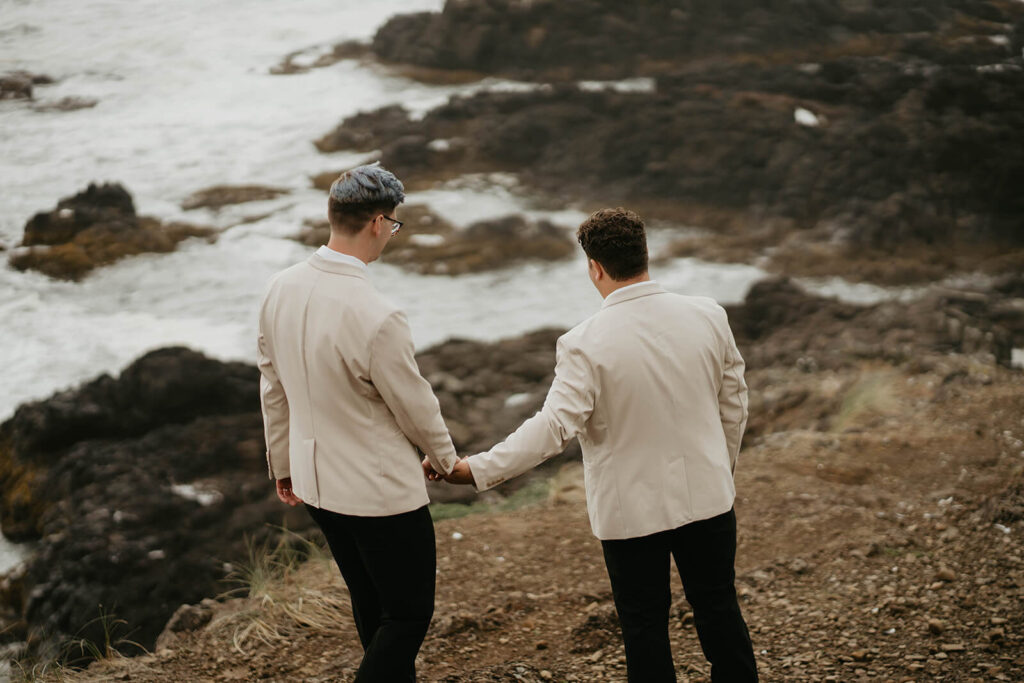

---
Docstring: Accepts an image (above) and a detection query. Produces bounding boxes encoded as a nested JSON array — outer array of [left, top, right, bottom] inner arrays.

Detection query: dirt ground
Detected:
[[50, 354, 1024, 683]]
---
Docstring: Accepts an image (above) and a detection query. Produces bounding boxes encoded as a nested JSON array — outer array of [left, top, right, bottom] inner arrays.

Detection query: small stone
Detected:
[[852, 650, 869, 661], [935, 567, 956, 582], [540, 672, 553, 681], [988, 627, 1005, 642], [536, 641, 548, 650], [940, 642, 966, 652], [928, 619, 946, 635]]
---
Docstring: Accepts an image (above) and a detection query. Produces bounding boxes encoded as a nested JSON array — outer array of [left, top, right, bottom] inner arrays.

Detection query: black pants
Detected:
[[601, 509, 758, 682], [305, 504, 435, 683]]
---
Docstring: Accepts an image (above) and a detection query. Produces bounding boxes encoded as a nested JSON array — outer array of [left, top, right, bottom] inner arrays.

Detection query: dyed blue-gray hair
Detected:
[[329, 162, 405, 206]]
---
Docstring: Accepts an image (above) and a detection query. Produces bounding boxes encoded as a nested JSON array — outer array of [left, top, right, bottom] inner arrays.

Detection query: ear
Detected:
[[588, 258, 604, 280], [368, 214, 383, 238]]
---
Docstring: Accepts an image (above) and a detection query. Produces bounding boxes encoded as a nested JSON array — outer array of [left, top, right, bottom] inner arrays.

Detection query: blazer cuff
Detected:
[[466, 454, 508, 492], [267, 452, 290, 480]]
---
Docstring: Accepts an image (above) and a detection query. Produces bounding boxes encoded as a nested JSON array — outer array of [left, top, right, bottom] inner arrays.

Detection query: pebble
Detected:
[[928, 618, 946, 635], [540, 671, 553, 680], [935, 567, 957, 582]]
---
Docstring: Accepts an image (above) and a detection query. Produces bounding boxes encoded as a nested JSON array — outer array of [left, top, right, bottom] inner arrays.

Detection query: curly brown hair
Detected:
[[576, 208, 649, 280]]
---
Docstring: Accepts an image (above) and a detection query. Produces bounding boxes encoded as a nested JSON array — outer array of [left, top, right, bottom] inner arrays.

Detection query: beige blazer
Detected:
[[257, 253, 457, 516], [466, 282, 748, 540]]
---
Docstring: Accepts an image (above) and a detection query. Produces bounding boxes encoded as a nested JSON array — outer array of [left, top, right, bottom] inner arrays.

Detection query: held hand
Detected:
[[276, 477, 303, 506], [422, 456, 443, 481], [443, 458, 475, 486]]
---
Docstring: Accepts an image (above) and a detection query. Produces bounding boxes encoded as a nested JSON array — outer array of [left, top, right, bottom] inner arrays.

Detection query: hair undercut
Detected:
[[576, 208, 649, 280], [327, 162, 406, 234]]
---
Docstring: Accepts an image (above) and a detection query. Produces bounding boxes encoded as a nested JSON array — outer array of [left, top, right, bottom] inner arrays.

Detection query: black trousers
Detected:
[[305, 503, 436, 683], [601, 509, 758, 682]]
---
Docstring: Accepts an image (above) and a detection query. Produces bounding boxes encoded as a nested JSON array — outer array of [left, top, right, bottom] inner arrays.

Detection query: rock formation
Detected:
[[316, 0, 1024, 277], [9, 183, 214, 280]]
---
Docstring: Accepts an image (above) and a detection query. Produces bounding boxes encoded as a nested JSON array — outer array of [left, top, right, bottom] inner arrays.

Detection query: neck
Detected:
[[598, 272, 650, 299], [326, 233, 373, 264]]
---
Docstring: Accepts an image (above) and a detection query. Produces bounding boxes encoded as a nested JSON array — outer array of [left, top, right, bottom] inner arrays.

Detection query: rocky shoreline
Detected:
[[313, 0, 1024, 284], [297, 205, 575, 276], [13, 270, 1022, 681], [1, 270, 1021, 669], [4, 0, 1024, 675]]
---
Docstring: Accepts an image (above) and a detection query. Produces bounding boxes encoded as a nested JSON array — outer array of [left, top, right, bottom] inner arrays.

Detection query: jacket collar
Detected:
[[307, 252, 370, 279], [600, 280, 666, 308]]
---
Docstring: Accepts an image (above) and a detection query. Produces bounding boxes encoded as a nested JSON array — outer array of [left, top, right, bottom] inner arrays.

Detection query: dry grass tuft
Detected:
[[212, 532, 353, 655]]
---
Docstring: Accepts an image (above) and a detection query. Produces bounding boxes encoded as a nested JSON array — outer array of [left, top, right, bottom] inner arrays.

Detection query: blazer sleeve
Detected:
[[370, 310, 458, 476], [717, 311, 748, 474], [258, 325, 291, 480], [467, 335, 595, 491]]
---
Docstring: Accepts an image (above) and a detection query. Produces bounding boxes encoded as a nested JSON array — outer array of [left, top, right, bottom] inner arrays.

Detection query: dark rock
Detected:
[[181, 185, 289, 211], [383, 214, 575, 275], [726, 279, 860, 343], [314, 105, 411, 153], [371, 0, 963, 81], [295, 207, 575, 275], [725, 277, 1019, 372], [270, 40, 371, 75], [10, 183, 214, 280], [570, 603, 620, 654], [154, 602, 214, 650], [0, 348, 291, 659], [983, 471, 1024, 525], [0, 72, 35, 100], [32, 97, 98, 113], [319, 58, 1024, 250], [23, 183, 136, 247], [315, 0, 1024, 269]]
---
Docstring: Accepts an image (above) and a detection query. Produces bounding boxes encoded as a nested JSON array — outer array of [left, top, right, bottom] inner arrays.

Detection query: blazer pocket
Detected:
[[298, 438, 320, 508]]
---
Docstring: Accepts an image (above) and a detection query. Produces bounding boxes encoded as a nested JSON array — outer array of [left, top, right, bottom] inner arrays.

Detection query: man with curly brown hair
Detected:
[[430, 208, 758, 682]]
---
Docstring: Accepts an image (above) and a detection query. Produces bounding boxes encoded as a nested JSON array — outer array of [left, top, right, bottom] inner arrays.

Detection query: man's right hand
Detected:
[[276, 477, 303, 506], [422, 456, 443, 481], [443, 458, 475, 486]]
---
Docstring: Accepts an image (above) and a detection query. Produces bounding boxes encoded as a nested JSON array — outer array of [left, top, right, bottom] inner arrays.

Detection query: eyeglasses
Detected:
[[381, 215, 403, 236]]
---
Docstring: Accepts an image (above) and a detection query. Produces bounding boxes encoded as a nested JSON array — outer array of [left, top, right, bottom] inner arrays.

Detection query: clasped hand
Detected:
[[422, 456, 475, 485]]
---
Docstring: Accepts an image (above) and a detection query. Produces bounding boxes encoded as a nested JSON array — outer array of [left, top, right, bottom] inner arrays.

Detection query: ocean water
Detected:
[[0, 0, 924, 572]]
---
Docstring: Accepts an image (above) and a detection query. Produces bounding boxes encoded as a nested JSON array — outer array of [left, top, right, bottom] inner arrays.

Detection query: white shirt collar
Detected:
[[316, 245, 367, 270], [612, 281, 654, 296], [601, 280, 663, 308]]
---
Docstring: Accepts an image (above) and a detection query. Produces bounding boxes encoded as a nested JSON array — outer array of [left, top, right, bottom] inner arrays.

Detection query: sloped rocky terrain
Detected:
[[46, 275, 1024, 682]]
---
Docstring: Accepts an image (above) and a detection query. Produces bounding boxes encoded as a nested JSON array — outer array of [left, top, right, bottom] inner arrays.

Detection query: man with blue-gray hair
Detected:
[[257, 162, 458, 682]]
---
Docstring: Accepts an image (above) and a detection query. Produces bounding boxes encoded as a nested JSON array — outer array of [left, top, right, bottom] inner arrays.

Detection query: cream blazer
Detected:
[[466, 282, 748, 540], [257, 253, 457, 516]]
